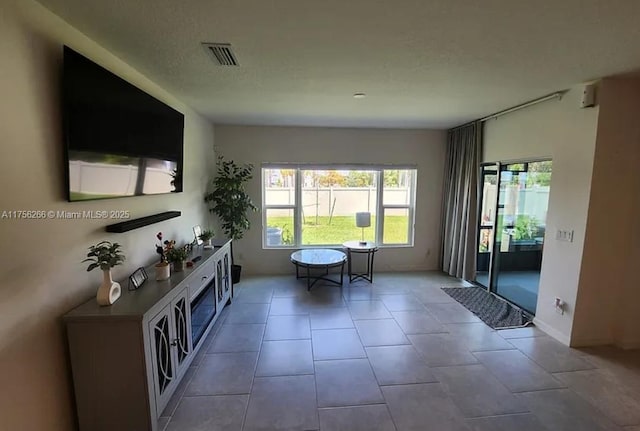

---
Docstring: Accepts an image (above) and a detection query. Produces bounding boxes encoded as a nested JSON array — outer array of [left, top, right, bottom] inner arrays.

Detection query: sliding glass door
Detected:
[[476, 160, 551, 314]]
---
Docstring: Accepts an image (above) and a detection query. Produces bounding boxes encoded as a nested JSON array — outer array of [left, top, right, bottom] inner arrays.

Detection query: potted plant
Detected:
[[82, 241, 125, 306], [155, 232, 173, 281], [198, 229, 215, 247], [167, 246, 189, 272], [204, 155, 257, 283]]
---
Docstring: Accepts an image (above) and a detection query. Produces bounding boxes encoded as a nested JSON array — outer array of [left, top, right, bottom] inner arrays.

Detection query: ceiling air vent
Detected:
[[202, 43, 239, 66]]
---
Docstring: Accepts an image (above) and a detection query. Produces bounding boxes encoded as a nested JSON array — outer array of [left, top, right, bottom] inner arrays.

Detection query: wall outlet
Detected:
[[555, 229, 574, 242]]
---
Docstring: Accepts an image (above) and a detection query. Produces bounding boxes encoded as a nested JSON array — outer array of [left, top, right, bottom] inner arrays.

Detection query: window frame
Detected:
[[262, 164, 417, 249]]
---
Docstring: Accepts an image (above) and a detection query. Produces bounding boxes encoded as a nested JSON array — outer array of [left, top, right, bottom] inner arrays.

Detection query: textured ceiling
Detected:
[[38, 0, 640, 128]]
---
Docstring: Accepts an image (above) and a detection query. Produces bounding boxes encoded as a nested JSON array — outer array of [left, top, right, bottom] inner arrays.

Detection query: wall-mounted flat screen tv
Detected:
[[63, 46, 184, 202]]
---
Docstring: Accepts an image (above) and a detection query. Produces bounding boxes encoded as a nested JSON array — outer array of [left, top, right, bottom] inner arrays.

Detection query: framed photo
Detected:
[[193, 225, 203, 245], [128, 267, 148, 290]]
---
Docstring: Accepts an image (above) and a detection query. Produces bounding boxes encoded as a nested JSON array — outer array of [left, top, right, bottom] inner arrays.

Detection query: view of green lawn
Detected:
[[266, 215, 409, 245]]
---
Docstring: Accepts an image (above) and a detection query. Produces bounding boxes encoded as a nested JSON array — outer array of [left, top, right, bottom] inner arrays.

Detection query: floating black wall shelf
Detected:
[[105, 211, 181, 233]]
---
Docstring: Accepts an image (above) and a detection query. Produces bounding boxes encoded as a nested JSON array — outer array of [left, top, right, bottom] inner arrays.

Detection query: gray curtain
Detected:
[[441, 121, 483, 280]]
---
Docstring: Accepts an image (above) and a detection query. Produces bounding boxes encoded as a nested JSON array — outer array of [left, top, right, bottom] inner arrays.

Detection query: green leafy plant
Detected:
[[83, 241, 125, 272], [166, 246, 189, 263], [198, 229, 215, 241], [204, 155, 258, 241], [514, 215, 539, 240]]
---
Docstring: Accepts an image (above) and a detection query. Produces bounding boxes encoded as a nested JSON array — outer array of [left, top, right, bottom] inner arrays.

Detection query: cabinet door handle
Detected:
[[171, 338, 181, 346], [202, 276, 208, 281]]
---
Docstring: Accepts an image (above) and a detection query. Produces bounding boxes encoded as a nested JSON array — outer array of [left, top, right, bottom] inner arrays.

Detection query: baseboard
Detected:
[[532, 317, 571, 345], [615, 339, 640, 350], [569, 335, 614, 348]]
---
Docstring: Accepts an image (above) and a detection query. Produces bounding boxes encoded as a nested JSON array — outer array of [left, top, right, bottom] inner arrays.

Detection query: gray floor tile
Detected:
[[158, 416, 169, 431], [517, 389, 623, 431], [382, 383, 470, 431], [497, 326, 545, 339], [445, 323, 515, 351], [354, 319, 410, 346], [256, 339, 314, 377], [310, 308, 355, 330], [509, 336, 595, 373], [410, 286, 457, 304], [625, 426, 640, 431], [318, 405, 396, 431], [555, 369, 640, 426], [315, 359, 384, 407], [433, 364, 528, 417], [391, 310, 446, 334], [244, 375, 318, 431], [234, 288, 273, 303], [269, 297, 310, 315], [347, 300, 392, 320], [408, 333, 478, 367], [312, 328, 366, 360], [226, 303, 270, 324], [466, 413, 550, 431], [424, 302, 481, 324], [264, 315, 311, 340], [185, 352, 258, 395], [379, 294, 425, 311], [208, 324, 265, 353], [162, 366, 197, 417], [166, 394, 248, 431], [473, 349, 564, 392], [342, 286, 380, 301], [366, 345, 437, 385]]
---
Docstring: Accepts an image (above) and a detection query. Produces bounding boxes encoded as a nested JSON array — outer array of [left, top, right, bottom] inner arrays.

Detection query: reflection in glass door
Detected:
[[476, 160, 552, 315], [476, 164, 498, 289]]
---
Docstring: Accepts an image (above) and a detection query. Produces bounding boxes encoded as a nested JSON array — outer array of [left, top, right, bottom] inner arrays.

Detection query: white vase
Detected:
[[96, 269, 121, 306], [155, 262, 170, 281]]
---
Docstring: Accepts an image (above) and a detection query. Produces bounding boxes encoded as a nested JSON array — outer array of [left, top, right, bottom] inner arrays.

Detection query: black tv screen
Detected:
[[63, 46, 184, 202]]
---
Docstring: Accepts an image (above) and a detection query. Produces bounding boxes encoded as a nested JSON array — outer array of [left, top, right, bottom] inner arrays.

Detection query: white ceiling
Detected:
[[38, 0, 640, 129]]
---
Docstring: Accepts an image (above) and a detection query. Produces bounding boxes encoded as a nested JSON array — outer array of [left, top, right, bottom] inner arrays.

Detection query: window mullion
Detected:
[[376, 170, 384, 244], [294, 169, 302, 247]]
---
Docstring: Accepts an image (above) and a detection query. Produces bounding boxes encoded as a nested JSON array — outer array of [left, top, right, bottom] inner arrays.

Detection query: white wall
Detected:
[[483, 86, 600, 344], [214, 125, 446, 275], [0, 1, 214, 429]]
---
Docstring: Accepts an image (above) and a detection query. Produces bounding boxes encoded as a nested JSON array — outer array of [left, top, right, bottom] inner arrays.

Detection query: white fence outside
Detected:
[[265, 187, 411, 217]]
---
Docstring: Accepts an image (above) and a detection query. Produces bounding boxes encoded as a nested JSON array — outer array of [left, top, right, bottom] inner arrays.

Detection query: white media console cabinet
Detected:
[[64, 240, 233, 431]]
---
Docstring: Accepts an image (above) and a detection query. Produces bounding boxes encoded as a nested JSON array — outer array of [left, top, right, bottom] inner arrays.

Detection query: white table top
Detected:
[[290, 249, 347, 266], [342, 240, 378, 251]]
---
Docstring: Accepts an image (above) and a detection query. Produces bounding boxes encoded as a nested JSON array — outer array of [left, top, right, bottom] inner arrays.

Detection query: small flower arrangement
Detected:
[[155, 232, 175, 264], [167, 246, 189, 263]]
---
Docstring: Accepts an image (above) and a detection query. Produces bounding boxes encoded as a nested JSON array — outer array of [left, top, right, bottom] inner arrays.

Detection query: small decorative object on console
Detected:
[[154, 232, 171, 281], [82, 240, 125, 306], [128, 267, 148, 290], [199, 229, 215, 249]]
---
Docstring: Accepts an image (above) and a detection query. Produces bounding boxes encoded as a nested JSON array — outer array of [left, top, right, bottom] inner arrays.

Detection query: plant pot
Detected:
[[96, 269, 121, 306], [203, 238, 212, 247], [231, 264, 242, 284], [173, 260, 185, 272], [155, 262, 170, 281]]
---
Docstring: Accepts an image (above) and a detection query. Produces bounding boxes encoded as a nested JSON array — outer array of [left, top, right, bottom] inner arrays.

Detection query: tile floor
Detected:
[[160, 272, 640, 431]]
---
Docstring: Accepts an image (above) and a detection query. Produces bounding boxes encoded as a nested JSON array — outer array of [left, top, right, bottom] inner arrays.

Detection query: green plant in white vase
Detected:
[[83, 241, 125, 306]]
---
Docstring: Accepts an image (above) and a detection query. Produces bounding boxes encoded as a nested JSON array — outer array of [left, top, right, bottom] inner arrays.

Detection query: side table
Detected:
[[343, 241, 378, 283]]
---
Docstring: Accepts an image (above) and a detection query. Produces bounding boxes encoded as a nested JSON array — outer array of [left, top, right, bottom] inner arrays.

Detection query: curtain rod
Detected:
[[449, 90, 568, 132]]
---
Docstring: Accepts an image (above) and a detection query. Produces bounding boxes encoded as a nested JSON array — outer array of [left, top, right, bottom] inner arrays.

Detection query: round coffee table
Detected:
[[290, 249, 347, 291]]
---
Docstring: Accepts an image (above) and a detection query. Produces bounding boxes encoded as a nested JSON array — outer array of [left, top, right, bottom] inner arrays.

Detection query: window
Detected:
[[262, 165, 417, 248]]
